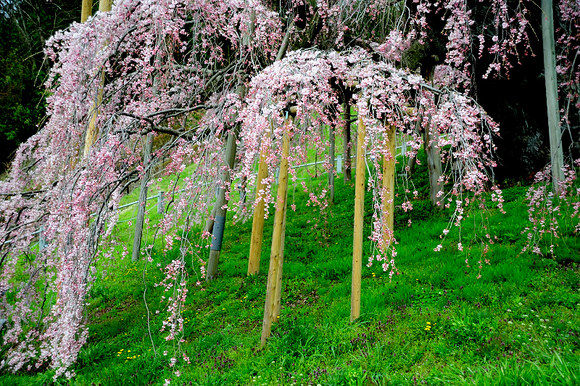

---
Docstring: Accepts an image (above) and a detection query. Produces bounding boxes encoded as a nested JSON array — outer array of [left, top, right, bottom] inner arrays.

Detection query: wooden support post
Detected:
[[81, 0, 93, 22], [82, 0, 113, 158], [99, 0, 112, 12], [350, 116, 366, 322], [81, 0, 95, 156], [383, 126, 395, 245], [132, 134, 153, 262], [247, 151, 268, 275], [329, 125, 335, 203], [260, 120, 291, 348]]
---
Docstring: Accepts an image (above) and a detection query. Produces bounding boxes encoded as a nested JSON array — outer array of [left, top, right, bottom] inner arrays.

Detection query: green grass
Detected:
[[1, 155, 579, 386]]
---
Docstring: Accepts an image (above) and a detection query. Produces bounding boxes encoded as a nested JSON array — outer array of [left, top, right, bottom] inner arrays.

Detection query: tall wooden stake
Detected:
[[132, 134, 153, 262], [383, 126, 395, 245], [272, 199, 287, 321], [260, 119, 291, 347], [350, 116, 366, 322], [98, 0, 112, 12], [82, 0, 113, 157], [247, 151, 269, 275]]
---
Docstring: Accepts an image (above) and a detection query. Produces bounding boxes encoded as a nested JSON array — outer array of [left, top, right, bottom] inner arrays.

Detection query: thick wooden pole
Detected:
[[82, 0, 113, 157], [81, 0, 93, 22], [542, 0, 564, 192], [81, 0, 94, 155], [99, 0, 112, 12], [260, 122, 291, 347], [350, 116, 366, 322], [247, 152, 268, 275], [83, 85, 104, 157], [273, 201, 287, 321], [132, 134, 153, 262], [383, 126, 395, 245]]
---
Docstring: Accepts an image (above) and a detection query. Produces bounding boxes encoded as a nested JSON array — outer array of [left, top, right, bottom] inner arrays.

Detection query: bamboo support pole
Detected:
[[247, 152, 269, 275], [81, 0, 93, 22], [260, 120, 291, 348], [350, 116, 366, 322], [383, 125, 395, 245], [82, 0, 113, 157], [99, 0, 112, 12]]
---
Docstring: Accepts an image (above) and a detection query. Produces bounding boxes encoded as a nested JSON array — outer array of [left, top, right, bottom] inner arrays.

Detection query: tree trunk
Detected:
[[406, 155, 416, 176], [350, 116, 366, 322], [132, 134, 153, 262], [424, 116, 443, 206], [542, 0, 564, 192]]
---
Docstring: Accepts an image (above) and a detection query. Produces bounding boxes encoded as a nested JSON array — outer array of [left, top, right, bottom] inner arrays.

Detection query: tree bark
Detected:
[[542, 0, 564, 192]]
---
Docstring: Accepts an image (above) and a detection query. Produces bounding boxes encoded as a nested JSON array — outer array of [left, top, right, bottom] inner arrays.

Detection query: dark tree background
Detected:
[[1, 0, 577, 180], [0, 0, 81, 174]]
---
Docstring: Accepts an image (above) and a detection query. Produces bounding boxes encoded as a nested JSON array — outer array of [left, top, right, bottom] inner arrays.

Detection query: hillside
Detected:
[[1, 159, 579, 386]]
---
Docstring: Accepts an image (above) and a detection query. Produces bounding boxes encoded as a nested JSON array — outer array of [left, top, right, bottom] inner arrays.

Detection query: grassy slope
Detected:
[[1, 157, 580, 386]]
